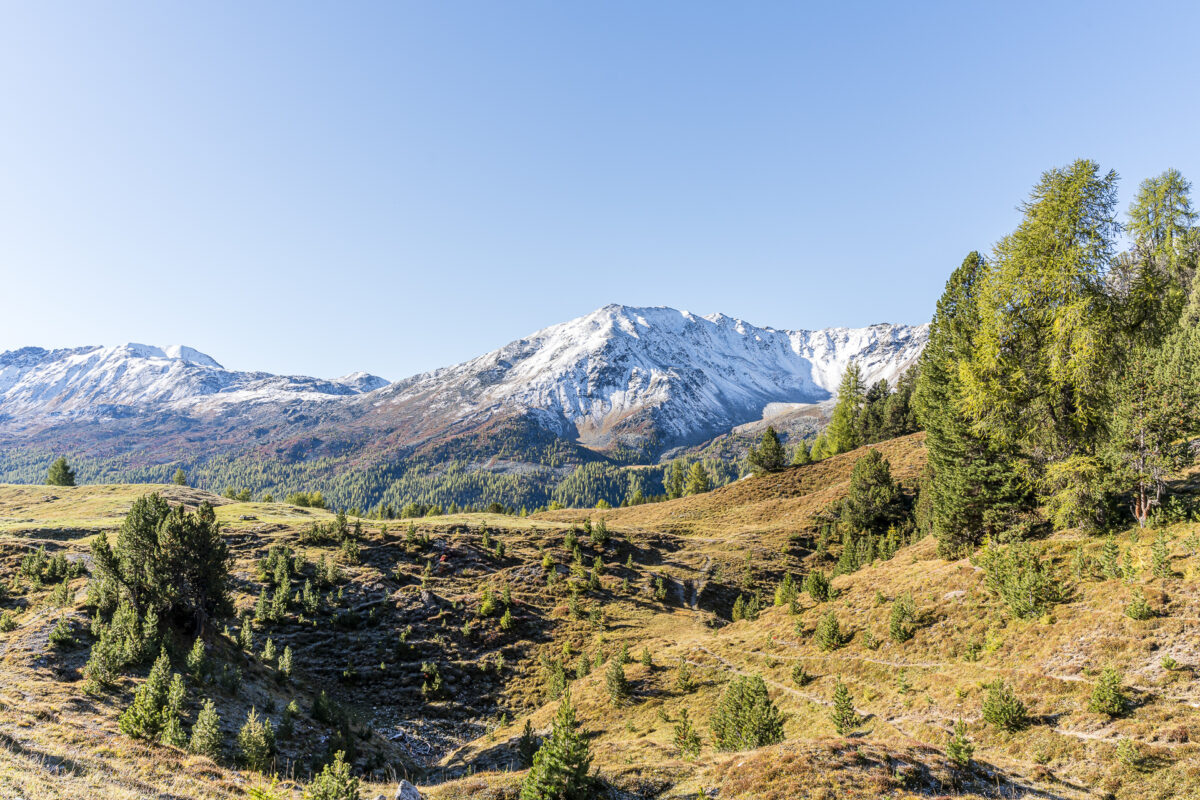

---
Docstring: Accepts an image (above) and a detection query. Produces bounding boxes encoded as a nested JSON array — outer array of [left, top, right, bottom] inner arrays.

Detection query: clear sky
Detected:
[[2, 2, 1198, 380]]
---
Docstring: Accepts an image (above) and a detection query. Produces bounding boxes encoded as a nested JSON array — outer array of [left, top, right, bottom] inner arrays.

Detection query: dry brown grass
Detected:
[[4, 436, 1200, 800]]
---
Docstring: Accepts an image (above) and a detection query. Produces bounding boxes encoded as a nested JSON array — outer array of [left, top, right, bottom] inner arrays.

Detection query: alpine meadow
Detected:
[[3, 4, 1200, 800]]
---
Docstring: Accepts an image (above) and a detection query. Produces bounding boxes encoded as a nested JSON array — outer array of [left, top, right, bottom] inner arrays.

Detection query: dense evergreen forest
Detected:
[[914, 161, 1200, 553]]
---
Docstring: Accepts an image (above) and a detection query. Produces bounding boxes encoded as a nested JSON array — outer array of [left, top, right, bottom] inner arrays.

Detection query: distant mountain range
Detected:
[[0, 305, 927, 501]]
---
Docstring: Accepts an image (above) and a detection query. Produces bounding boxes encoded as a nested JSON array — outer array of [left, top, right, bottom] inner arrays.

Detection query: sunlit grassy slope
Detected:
[[2, 433, 1199, 799]]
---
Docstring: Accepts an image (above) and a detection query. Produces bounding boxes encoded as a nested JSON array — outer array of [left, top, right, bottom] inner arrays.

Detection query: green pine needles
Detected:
[[829, 678, 860, 736], [519, 688, 593, 800], [304, 751, 359, 800], [814, 611, 844, 652], [673, 708, 701, 758], [1088, 666, 1129, 717], [119, 650, 172, 741], [709, 674, 785, 751], [981, 681, 1028, 732], [189, 698, 223, 759]]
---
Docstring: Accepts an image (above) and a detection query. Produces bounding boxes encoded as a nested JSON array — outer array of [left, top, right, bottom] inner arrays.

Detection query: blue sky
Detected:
[[2, 2, 1198, 380]]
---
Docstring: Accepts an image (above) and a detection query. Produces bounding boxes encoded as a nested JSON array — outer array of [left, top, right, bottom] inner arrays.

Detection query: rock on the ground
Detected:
[[395, 781, 422, 800]]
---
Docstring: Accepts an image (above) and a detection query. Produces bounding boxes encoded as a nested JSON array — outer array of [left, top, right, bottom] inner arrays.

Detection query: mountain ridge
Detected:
[[0, 304, 928, 500]]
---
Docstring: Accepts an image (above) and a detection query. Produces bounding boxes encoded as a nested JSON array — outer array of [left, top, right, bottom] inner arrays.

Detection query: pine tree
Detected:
[[46, 456, 76, 487], [1088, 666, 1128, 717], [791, 662, 812, 687], [814, 611, 843, 652], [1104, 343, 1192, 526], [519, 688, 592, 800], [791, 442, 812, 466], [159, 673, 188, 747], [673, 707, 701, 758], [1151, 529, 1174, 579], [914, 251, 1030, 556], [278, 645, 293, 680], [747, 426, 787, 474], [186, 637, 208, 680], [1100, 535, 1122, 579], [606, 658, 631, 706], [810, 432, 832, 460], [709, 674, 785, 750], [676, 658, 697, 693], [1120, 169, 1198, 343], [304, 751, 359, 800], [517, 718, 539, 767], [237, 707, 276, 772], [888, 593, 915, 644], [803, 570, 830, 602], [773, 573, 797, 608], [189, 698, 223, 759], [1125, 587, 1154, 620], [172, 468, 188, 487], [91, 495, 232, 634], [840, 450, 906, 535], [963, 161, 1121, 512], [666, 460, 686, 500], [946, 719, 974, 769], [685, 462, 710, 495], [278, 699, 298, 740], [981, 681, 1027, 732], [825, 362, 864, 454], [119, 650, 171, 740], [479, 586, 497, 617], [829, 678, 860, 735]]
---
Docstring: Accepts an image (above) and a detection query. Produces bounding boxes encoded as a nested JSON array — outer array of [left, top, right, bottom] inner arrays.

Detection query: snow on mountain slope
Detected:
[[0, 306, 927, 456], [372, 305, 928, 449], [0, 344, 386, 421]]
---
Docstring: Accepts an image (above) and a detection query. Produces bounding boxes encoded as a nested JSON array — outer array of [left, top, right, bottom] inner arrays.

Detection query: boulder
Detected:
[[395, 780, 422, 800]]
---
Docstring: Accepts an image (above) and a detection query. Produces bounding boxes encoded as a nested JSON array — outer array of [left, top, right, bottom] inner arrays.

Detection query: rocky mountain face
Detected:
[[0, 305, 927, 467]]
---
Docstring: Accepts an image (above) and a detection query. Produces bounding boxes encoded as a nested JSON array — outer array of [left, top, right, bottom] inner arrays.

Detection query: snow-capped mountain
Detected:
[[0, 343, 387, 425], [0, 305, 927, 464], [372, 305, 928, 450]]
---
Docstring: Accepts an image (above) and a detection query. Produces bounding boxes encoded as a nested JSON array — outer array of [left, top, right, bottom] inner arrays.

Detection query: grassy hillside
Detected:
[[1, 435, 1198, 799]]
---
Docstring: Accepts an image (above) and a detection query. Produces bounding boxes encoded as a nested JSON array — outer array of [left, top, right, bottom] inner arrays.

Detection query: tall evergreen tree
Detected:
[[1103, 343, 1192, 525], [665, 460, 686, 500], [809, 432, 832, 460], [172, 468, 188, 487], [519, 688, 593, 800], [746, 426, 787, 474], [964, 160, 1121, 507], [685, 462, 710, 495], [91, 495, 232, 633], [915, 252, 1030, 555], [791, 441, 812, 466], [1116, 169, 1198, 343], [839, 450, 906, 534], [46, 457, 76, 487], [825, 362, 864, 454]]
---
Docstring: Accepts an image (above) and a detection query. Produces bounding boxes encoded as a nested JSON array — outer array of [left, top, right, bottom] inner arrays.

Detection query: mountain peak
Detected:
[[108, 343, 224, 369]]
